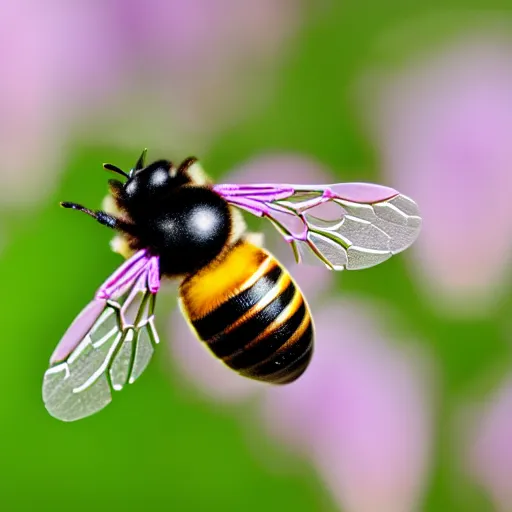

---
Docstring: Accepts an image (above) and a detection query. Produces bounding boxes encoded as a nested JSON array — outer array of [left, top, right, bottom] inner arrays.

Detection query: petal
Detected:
[[465, 377, 512, 510], [85, 0, 304, 153], [363, 34, 512, 316], [0, 1, 125, 206], [260, 299, 435, 512], [0, 0, 304, 206]]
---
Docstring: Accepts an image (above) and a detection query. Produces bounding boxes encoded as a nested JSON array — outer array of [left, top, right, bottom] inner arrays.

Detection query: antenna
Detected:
[[134, 148, 148, 171], [103, 163, 129, 179], [60, 202, 118, 229]]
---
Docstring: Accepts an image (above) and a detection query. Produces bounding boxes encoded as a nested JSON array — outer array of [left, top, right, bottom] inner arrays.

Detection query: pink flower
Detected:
[[88, 0, 304, 154], [363, 34, 512, 316], [0, 0, 304, 207], [465, 377, 512, 511], [0, 1, 124, 206], [260, 300, 434, 512]]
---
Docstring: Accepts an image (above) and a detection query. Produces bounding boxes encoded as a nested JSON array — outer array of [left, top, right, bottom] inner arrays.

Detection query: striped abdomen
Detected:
[[179, 241, 314, 384]]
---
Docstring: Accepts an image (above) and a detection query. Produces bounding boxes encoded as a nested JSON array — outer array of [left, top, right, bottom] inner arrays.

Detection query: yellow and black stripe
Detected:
[[179, 240, 314, 384]]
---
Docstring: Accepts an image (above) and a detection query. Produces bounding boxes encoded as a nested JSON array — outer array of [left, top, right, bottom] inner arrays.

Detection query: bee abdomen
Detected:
[[179, 241, 314, 384]]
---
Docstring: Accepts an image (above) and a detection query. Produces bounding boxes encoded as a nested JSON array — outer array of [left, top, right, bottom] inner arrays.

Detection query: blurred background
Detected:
[[3, 1, 512, 511]]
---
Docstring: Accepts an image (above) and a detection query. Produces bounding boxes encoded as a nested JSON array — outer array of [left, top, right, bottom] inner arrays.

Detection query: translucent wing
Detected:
[[214, 182, 421, 270], [42, 250, 160, 422]]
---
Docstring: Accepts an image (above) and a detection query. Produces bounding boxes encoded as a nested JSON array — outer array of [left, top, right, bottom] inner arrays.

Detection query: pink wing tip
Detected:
[[329, 183, 399, 203], [50, 299, 106, 364]]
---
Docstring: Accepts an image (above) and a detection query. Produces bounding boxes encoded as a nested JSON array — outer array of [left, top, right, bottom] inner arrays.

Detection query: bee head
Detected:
[[104, 151, 198, 207], [124, 159, 175, 201]]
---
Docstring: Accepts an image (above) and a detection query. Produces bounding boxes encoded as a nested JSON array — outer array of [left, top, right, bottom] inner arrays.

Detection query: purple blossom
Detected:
[[363, 35, 512, 316], [260, 300, 434, 512], [466, 377, 512, 511], [0, 1, 124, 205], [89, 0, 304, 154], [0, 0, 303, 206]]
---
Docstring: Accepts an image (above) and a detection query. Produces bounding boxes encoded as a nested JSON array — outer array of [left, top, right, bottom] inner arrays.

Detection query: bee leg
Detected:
[[60, 202, 136, 235]]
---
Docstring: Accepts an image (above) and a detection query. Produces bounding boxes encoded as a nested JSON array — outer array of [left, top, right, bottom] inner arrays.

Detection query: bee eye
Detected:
[[125, 179, 138, 196], [149, 167, 170, 188]]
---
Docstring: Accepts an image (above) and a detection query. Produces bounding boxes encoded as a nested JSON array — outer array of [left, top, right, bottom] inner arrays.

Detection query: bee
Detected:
[[42, 150, 421, 421]]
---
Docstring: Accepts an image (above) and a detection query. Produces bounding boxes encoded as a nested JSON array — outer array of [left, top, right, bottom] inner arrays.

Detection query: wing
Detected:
[[42, 250, 160, 422], [213, 182, 421, 270]]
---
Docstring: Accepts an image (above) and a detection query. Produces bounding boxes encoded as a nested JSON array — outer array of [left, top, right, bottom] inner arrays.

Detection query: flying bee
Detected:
[[42, 150, 422, 421]]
